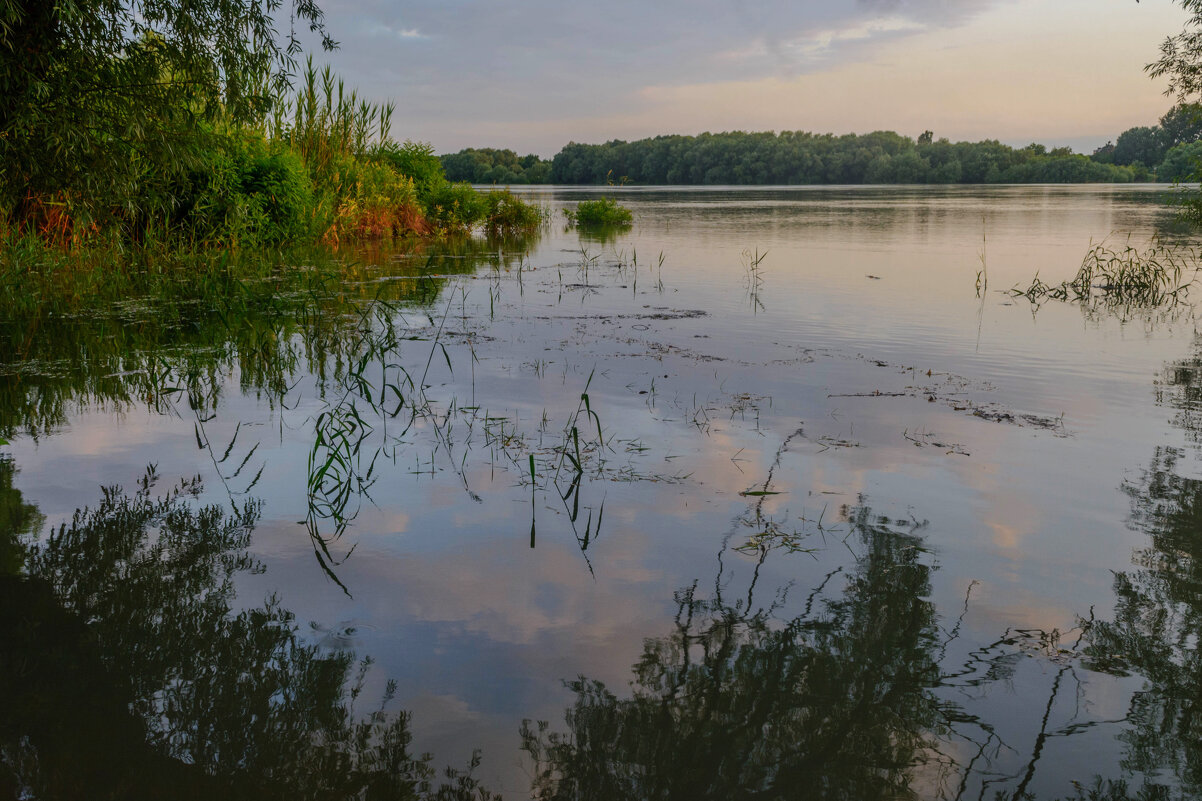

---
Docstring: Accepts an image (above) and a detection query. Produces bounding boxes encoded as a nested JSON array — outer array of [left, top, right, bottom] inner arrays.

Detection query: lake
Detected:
[[4, 184, 1201, 800]]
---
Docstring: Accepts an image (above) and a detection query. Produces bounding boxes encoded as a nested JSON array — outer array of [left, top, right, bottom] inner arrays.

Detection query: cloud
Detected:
[[298, 0, 1005, 138], [362, 21, 427, 41]]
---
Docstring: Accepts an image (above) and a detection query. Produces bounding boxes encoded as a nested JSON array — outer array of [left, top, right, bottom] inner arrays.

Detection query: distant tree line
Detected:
[[1093, 104, 1202, 181], [442, 105, 1202, 186], [441, 148, 552, 184]]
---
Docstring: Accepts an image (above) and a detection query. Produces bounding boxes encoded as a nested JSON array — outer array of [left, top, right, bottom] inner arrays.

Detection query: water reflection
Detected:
[[0, 233, 536, 439], [7, 187, 1202, 798], [0, 464, 495, 800], [521, 505, 953, 801], [1075, 446, 1202, 797]]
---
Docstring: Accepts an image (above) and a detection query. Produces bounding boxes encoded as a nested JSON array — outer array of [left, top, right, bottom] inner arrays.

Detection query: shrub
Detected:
[[315, 155, 426, 244], [566, 197, 633, 227], [373, 140, 447, 207], [426, 182, 489, 233], [484, 190, 546, 233], [237, 149, 315, 243]]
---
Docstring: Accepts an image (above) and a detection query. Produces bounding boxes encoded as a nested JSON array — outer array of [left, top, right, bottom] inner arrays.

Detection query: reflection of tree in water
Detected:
[[0, 456, 41, 574], [0, 232, 538, 439], [0, 466, 494, 800], [521, 505, 953, 801], [1155, 342, 1202, 447], [1076, 445, 1202, 797]]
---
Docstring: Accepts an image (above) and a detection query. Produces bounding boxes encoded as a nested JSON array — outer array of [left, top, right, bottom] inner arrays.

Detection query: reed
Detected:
[[1013, 236, 1199, 308]]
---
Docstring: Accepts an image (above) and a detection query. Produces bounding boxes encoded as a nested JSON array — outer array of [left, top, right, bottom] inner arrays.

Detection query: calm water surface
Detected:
[[5, 185, 1202, 799]]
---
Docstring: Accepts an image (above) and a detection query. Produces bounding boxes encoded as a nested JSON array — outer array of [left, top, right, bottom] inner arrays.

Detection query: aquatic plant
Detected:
[[1013, 237, 1199, 308], [564, 198, 633, 228], [484, 189, 549, 234], [742, 247, 767, 312]]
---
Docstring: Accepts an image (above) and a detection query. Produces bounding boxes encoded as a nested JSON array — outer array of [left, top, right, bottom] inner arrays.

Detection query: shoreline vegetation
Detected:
[[441, 103, 1202, 189], [1, 51, 546, 281], [1, 53, 547, 316]]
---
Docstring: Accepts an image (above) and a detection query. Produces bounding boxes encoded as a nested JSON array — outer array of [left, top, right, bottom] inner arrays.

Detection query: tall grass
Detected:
[[271, 58, 396, 176], [4, 55, 548, 258], [1013, 236, 1199, 308]]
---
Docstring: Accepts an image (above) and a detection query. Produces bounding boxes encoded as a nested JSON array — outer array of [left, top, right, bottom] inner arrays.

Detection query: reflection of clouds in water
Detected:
[[350, 538, 666, 649]]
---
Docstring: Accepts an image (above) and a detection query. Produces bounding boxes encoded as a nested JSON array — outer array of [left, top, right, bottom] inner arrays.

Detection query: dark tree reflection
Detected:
[[1077, 446, 1202, 796], [521, 506, 952, 801], [0, 466, 495, 801], [1155, 346, 1202, 447], [0, 456, 41, 574]]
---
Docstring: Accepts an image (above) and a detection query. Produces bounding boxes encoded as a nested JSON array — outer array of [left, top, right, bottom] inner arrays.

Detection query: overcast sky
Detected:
[[297, 0, 1192, 156]]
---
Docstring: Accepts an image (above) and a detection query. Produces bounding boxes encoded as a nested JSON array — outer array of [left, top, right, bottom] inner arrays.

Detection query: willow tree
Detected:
[[0, 0, 335, 231], [1146, 1, 1202, 219]]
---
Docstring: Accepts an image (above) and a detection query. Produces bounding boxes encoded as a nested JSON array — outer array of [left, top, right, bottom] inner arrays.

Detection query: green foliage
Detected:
[[484, 189, 547, 233], [1114, 126, 1167, 168], [236, 148, 316, 243], [133, 131, 316, 247], [441, 148, 552, 184], [1159, 141, 1202, 182], [546, 129, 1149, 185], [426, 182, 490, 232], [375, 140, 448, 204], [0, 0, 333, 231], [1012, 237, 1197, 308], [271, 57, 394, 181], [1148, 2, 1202, 107], [997, 155, 1135, 183], [1159, 103, 1202, 148], [566, 198, 633, 227]]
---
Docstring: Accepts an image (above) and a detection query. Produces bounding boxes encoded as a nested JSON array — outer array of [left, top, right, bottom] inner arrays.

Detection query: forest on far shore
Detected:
[[440, 104, 1202, 186]]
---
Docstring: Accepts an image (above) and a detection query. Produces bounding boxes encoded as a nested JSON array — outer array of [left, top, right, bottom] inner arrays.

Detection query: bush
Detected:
[[484, 190, 546, 233], [566, 197, 633, 227], [237, 149, 315, 243], [373, 140, 447, 207], [169, 132, 314, 247], [426, 182, 489, 233]]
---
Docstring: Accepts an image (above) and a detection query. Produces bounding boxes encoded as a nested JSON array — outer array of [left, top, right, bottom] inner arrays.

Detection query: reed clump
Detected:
[[1013, 237, 1199, 308]]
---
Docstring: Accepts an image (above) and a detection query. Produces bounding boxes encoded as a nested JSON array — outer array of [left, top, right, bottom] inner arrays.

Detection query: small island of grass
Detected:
[[564, 198, 634, 228]]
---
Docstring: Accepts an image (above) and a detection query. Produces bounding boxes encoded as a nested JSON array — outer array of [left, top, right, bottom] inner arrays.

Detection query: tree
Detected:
[[1093, 141, 1117, 163], [1148, 1, 1202, 105], [1159, 103, 1202, 147], [1113, 125, 1167, 167], [0, 0, 335, 230]]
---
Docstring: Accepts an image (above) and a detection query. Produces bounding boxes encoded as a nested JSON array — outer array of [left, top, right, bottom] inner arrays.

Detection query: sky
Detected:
[[297, 0, 1193, 156]]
